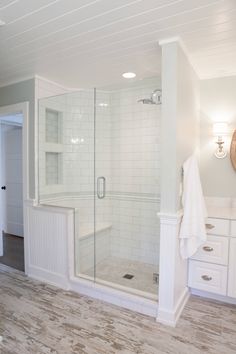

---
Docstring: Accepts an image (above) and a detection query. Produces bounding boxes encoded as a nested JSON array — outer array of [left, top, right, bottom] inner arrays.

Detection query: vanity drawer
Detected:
[[206, 218, 230, 236], [188, 260, 227, 295], [191, 236, 228, 265], [231, 221, 236, 237]]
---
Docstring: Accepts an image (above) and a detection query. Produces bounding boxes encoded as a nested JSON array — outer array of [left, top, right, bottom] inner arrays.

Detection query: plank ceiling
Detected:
[[0, 0, 236, 88]]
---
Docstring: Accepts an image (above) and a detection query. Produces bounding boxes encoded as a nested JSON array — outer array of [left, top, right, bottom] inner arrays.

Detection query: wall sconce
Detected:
[[213, 122, 229, 158]]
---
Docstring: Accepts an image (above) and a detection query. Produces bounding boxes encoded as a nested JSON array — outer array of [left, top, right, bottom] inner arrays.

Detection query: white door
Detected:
[[1, 124, 23, 237], [0, 125, 2, 255]]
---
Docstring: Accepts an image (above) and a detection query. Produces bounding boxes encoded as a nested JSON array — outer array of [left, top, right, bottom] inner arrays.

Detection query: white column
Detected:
[[157, 38, 199, 326]]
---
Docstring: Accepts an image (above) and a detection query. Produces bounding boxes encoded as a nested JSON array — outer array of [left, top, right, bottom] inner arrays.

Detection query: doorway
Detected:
[[0, 103, 28, 272]]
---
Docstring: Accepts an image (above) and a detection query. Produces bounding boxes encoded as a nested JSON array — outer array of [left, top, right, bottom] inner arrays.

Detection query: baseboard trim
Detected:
[[70, 276, 158, 317], [28, 265, 69, 290], [190, 288, 236, 305], [157, 287, 190, 327]]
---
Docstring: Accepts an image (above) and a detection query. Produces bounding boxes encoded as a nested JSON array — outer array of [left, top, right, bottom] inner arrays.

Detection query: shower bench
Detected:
[[77, 223, 112, 274]]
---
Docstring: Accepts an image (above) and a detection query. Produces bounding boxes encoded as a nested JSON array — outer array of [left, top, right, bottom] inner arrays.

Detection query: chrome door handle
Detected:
[[97, 177, 106, 199], [201, 275, 212, 281], [203, 246, 214, 252]]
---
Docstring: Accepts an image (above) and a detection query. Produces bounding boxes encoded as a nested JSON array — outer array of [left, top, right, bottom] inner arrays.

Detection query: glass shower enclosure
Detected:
[[38, 78, 161, 300]]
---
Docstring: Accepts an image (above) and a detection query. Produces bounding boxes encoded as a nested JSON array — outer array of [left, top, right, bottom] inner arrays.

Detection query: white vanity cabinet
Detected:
[[188, 211, 236, 301], [228, 238, 236, 298], [231, 221, 236, 237]]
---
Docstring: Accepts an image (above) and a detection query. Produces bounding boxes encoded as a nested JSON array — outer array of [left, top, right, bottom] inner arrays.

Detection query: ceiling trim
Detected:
[[0, 75, 36, 89], [35, 75, 69, 90]]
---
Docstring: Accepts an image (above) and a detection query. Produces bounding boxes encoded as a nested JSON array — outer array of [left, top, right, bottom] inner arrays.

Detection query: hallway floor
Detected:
[[0, 264, 236, 354], [0, 233, 24, 271]]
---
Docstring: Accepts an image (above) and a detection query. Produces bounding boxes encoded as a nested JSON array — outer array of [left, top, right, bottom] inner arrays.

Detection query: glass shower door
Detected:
[[72, 89, 96, 281], [94, 81, 160, 299]]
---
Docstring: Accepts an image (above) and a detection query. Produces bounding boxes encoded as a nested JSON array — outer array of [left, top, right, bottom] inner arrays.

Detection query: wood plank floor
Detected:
[[0, 264, 236, 354], [0, 233, 24, 271]]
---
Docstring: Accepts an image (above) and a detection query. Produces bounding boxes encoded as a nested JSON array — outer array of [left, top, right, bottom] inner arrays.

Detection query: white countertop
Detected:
[[207, 206, 236, 220]]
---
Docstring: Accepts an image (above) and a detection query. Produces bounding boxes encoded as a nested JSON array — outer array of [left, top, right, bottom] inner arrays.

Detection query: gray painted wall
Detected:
[[200, 76, 236, 198], [0, 79, 35, 198], [160, 41, 199, 213], [159, 40, 199, 322]]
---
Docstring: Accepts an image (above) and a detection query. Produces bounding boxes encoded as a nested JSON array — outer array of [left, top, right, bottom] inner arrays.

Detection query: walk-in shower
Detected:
[[38, 77, 161, 300]]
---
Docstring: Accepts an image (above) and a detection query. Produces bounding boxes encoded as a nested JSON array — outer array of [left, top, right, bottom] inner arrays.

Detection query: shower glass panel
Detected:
[[38, 89, 96, 280], [38, 78, 161, 300]]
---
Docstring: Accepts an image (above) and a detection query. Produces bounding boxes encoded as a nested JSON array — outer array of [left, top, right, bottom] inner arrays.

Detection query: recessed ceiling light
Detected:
[[0, 20, 5, 26], [122, 72, 136, 79]]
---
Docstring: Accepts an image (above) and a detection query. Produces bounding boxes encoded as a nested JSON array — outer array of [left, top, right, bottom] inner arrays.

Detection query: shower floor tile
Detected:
[[84, 257, 158, 298]]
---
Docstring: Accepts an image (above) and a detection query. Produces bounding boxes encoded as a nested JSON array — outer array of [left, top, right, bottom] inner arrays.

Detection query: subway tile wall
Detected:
[[110, 84, 160, 196], [108, 82, 160, 266]]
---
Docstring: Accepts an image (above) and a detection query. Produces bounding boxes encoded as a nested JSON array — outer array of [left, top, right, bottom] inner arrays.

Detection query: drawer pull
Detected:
[[201, 275, 212, 281], [205, 223, 215, 230], [203, 246, 214, 252]]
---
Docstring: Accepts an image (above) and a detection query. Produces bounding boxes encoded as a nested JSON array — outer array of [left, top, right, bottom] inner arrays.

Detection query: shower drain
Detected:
[[153, 273, 159, 284], [123, 274, 134, 279]]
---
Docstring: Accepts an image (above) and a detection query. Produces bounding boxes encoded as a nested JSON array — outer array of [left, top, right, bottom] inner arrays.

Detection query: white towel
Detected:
[[179, 154, 207, 259]]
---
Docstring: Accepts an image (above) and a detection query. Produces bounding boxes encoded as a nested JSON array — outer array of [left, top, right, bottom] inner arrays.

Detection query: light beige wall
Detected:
[[200, 76, 236, 198], [176, 45, 199, 210], [160, 41, 199, 213], [160, 41, 178, 213]]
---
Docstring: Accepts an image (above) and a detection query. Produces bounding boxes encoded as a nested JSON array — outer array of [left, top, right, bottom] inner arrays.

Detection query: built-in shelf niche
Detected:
[[45, 152, 62, 185], [45, 108, 62, 144]]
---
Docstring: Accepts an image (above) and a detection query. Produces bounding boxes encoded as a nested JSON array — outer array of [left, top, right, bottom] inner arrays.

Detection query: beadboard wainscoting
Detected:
[[24, 200, 73, 289]]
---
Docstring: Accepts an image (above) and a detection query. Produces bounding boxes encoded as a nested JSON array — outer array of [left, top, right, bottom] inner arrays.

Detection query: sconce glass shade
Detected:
[[213, 122, 228, 159], [215, 145, 227, 159], [213, 122, 229, 137]]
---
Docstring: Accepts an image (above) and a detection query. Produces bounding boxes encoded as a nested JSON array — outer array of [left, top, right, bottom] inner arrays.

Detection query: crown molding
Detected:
[[158, 37, 199, 79], [0, 75, 36, 89]]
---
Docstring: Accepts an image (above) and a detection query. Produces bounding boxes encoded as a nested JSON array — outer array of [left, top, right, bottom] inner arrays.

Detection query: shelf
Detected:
[[45, 152, 62, 185], [45, 108, 62, 144]]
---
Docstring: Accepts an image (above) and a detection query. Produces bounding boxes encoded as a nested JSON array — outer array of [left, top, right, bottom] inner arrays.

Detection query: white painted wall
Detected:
[[160, 42, 199, 213], [158, 39, 199, 326], [200, 76, 236, 198]]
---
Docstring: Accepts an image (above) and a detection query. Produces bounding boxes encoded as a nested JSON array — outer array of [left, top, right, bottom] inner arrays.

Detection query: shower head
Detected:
[[137, 98, 155, 104], [137, 89, 162, 105]]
